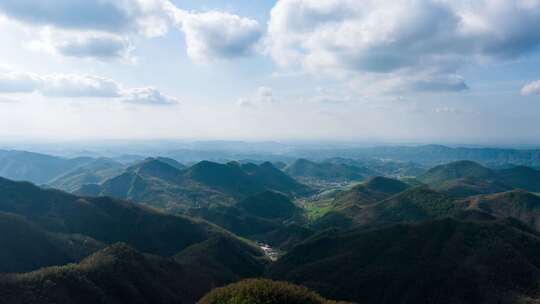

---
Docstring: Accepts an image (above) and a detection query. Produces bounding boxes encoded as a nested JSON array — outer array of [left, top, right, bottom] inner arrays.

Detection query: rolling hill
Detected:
[[419, 161, 540, 197], [419, 160, 496, 186], [459, 190, 540, 231], [312, 185, 456, 231], [270, 218, 540, 304], [78, 159, 310, 212], [333, 176, 411, 208]]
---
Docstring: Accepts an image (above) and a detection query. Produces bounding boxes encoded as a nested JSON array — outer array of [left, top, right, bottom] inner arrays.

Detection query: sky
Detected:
[[0, 0, 540, 145]]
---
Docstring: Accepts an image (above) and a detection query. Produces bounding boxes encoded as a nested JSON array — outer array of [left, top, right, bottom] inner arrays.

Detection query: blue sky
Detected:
[[0, 0, 540, 144]]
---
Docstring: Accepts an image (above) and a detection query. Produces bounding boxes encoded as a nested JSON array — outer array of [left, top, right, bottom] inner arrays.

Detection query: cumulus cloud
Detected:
[[0, 0, 169, 35], [0, 68, 177, 105], [0, 71, 41, 93], [521, 80, 540, 96], [40, 74, 122, 98], [30, 28, 134, 60], [237, 87, 275, 107], [1, 0, 263, 62], [0, 0, 174, 61], [177, 11, 263, 62], [267, 0, 540, 91], [410, 75, 469, 92], [122, 87, 179, 105]]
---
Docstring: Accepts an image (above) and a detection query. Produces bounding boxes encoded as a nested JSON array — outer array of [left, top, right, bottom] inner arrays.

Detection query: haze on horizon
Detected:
[[1, 0, 540, 144]]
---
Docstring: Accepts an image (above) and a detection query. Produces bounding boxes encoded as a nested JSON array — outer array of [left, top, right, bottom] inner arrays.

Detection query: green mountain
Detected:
[[333, 176, 410, 208], [0, 239, 267, 304], [198, 279, 347, 304], [370, 187, 457, 222], [313, 186, 456, 231], [270, 218, 540, 304], [428, 177, 512, 198], [187, 161, 309, 198], [285, 159, 373, 182], [236, 191, 300, 219], [79, 159, 309, 212], [0, 211, 104, 273], [419, 161, 540, 197], [188, 191, 312, 249], [0, 176, 242, 271], [47, 158, 125, 192], [497, 166, 540, 192], [459, 190, 540, 231], [419, 160, 496, 186], [175, 236, 268, 288], [153, 157, 187, 170]]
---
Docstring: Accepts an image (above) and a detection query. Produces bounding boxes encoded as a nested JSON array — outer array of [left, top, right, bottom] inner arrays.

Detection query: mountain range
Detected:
[[76, 159, 310, 212], [419, 160, 540, 197], [4, 150, 540, 303]]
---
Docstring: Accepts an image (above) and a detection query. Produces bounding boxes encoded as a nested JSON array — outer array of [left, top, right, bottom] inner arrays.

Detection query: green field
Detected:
[[303, 200, 334, 221]]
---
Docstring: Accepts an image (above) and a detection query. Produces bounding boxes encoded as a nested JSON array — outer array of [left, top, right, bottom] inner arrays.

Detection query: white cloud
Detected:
[[178, 11, 263, 62], [0, 71, 41, 93], [30, 28, 134, 60], [1, 0, 263, 62], [521, 80, 540, 96], [40, 74, 122, 98], [0, 0, 171, 36], [267, 0, 540, 91], [237, 87, 275, 107], [122, 87, 179, 105], [0, 0, 174, 61], [0, 68, 178, 105]]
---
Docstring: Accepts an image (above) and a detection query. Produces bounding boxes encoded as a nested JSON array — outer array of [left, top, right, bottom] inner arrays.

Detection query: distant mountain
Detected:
[[0, 150, 92, 184], [47, 158, 125, 192], [285, 159, 373, 182], [420, 160, 540, 196], [355, 144, 540, 167], [79, 159, 310, 212], [270, 218, 540, 304], [357, 158, 427, 177], [0, 238, 267, 304], [198, 279, 347, 304], [419, 160, 496, 186]]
